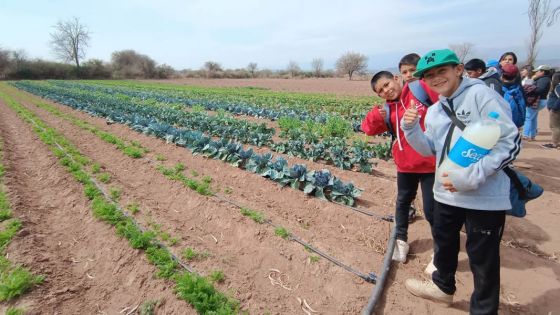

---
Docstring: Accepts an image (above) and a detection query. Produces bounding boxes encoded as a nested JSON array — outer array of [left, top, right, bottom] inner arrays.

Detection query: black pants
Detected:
[[395, 172, 435, 242], [431, 201, 505, 315]]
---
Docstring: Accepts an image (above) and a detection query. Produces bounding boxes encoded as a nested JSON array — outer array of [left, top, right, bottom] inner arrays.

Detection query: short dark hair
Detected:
[[398, 53, 421, 69], [464, 58, 486, 72], [499, 52, 518, 65], [370, 71, 394, 92]]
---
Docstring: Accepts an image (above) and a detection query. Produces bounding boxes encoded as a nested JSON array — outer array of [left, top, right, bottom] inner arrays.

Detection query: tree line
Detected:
[[1, 0, 557, 81]]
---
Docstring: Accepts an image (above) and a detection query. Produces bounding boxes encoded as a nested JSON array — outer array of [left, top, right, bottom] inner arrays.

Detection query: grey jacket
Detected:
[[401, 78, 521, 210]]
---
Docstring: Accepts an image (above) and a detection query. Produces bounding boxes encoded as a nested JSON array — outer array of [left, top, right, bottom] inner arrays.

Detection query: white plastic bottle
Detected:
[[438, 112, 501, 182]]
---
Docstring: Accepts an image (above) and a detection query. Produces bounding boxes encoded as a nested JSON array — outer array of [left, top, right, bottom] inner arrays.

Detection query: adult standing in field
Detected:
[[523, 65, 552, 141], [500, 64, 526, 129], [401, 49, 520, 314], [520, 65, 534, 86], [542, 72, 560, 149], [499, 51, 518, 67], [361, 53, 439, 272]]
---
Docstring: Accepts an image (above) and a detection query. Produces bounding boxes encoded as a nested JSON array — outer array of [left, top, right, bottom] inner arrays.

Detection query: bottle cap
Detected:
[[488, 112, 499, 120]]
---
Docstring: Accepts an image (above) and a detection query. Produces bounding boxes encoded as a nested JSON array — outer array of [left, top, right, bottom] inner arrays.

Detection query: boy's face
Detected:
[[422, 64, 464, 97], [466, 68, 483, 78], [373, 76, 402, 101], [400, 64, 417, 83]]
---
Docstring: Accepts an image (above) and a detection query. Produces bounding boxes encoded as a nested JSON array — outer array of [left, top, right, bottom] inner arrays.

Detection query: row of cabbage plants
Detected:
[[13, 81, 363, 206], [17, 81, 392, 173]]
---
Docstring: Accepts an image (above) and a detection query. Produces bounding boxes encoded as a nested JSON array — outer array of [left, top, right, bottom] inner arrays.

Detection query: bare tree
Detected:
[[203, 61, 222, 78], [526, 0, 560, 66], [335, 52, 368, 80], [50, 17, 90, 76], [11, 49, 27, 69], [287, 61, 300, 78], [247, 62, 258, 77], [448, 42, 474, 63], [311, 58, 323, 78]]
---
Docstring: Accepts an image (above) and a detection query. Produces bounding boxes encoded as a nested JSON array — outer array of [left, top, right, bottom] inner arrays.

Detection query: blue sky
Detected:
[[1, 0, 559, 70]]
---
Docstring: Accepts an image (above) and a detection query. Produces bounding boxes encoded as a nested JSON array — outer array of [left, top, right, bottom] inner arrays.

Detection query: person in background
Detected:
[[399, 53, 421, 83], [464, 58, 486, 79], [361, 68, 438, 266], [500, 64, 526, 129], [499, 52, 517, 67], [523, 65, 552, 140], [520, 65, 534, 86], [465, 58, 503, 95], [401, 48, 520, 314], [542, 72, 560, 149]]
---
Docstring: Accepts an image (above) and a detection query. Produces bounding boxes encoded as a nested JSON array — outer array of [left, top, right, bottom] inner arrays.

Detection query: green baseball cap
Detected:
[[414, 49, 461, 78]]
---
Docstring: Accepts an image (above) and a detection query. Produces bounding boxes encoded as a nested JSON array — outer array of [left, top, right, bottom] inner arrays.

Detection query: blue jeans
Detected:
[[523, 99, 547, 138]]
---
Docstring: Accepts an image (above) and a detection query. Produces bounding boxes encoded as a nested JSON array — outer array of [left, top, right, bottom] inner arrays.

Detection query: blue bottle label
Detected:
[[448, 137, 491, 168]]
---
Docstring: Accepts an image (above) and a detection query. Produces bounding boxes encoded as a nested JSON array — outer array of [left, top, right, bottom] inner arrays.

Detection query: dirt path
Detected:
[[144, 77, 374, 97], [0, 99, 192, 314], [2, 82, 559, 314]]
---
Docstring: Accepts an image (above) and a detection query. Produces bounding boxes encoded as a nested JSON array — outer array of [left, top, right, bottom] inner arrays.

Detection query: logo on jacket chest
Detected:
[[456, 109, 471, 124]]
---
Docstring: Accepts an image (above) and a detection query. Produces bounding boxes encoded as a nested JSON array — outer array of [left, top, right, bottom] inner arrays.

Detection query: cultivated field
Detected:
[[0, 78, 558, 314]]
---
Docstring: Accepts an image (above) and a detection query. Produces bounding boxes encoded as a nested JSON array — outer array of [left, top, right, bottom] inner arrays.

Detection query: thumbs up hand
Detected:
[[403, 100, 419, 126]]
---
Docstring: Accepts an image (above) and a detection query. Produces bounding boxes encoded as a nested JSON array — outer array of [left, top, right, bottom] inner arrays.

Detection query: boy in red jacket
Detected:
[[362, 69, 438, 264]]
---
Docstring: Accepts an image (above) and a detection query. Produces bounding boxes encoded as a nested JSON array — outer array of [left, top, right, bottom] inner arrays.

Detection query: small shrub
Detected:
[[98, 173, 111, 183], [126, 202, 140, 214], [274, 227, 290, 239], [208, 270, 225, 283], [109, 187, 121, 201]]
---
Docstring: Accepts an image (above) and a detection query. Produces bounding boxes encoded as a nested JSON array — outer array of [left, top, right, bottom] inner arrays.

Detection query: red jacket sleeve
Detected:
[[361, 106, 388, 136], [420, 79, 440, 103]]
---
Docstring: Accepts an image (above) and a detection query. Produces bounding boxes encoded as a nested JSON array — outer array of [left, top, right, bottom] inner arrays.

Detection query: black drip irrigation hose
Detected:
[[344, 204, 394, 222], [215, 193, 378, 284], [289, 234, 377, 284], [361, 224, 397, 315]]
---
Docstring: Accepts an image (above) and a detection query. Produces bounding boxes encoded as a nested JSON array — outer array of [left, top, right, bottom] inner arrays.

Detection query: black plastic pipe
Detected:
[[361, 224, 397, 314]]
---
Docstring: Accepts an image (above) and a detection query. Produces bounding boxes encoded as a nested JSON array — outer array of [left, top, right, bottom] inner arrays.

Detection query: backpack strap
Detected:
[[483, 77, 504, 96], [408, 80, 433, 107], [439, 99, 465, 166], [383, 102, 396, 142]]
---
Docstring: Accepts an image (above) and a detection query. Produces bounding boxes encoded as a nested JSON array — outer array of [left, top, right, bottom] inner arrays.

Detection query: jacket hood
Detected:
[[479, 67, 499, 80]]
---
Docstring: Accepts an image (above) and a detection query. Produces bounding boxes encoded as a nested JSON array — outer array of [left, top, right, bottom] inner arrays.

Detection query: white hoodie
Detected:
[[402, 77, 521, 211]]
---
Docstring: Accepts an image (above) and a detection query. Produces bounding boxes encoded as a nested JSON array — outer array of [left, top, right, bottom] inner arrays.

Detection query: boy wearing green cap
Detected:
[[401, 49, 520, 314]]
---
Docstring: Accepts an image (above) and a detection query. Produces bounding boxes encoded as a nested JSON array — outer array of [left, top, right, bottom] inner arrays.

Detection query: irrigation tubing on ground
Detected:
[[361, 224, 397, 315], [288, 233, 377, 284], [215, 194, 378, 283]]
